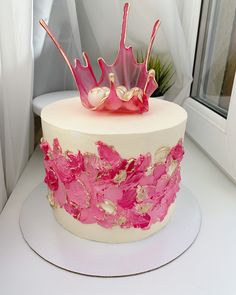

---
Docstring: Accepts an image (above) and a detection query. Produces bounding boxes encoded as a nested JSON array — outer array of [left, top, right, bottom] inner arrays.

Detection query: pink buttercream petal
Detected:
[[97, 214, 117, 229], [125, 153, 151, 185], [96, 141, 122, 164], [155, 175, 169, 194], [66, 181, 88, 208], [79, 206, 104, 224], [170, 141, 184, 161], [139, 175, 155, 186], [44, 167, 58, 191], [118, 189, 136, 209], [41, 139, 184, 229], [40, 141, 50, 155], [54, 181, 67, 206], [132, 213, 151, 229], [54, 156, 75, 184], [66, 151, 85, 174], [64, 202, 80, 219], [153, 163, 166, 180], [103, 186, 123, 202], [83, 153, 101, 179], [53, 138, 62, 155], [149, 204, 168, 222]]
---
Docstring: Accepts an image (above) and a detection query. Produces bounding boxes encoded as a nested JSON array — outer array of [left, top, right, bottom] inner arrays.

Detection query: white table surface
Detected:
[[0, 136, 236, 295]]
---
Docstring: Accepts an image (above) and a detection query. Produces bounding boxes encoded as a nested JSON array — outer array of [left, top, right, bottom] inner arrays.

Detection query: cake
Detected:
[[41, 98, 187, 243], [39, 3, 187, 243]]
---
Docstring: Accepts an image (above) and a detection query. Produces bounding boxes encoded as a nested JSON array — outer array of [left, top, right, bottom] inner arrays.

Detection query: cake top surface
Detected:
[[41, 97, 187, 135]]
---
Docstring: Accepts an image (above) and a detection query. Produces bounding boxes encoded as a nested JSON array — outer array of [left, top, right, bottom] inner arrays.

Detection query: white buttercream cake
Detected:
[[40, 97, 187, 243]]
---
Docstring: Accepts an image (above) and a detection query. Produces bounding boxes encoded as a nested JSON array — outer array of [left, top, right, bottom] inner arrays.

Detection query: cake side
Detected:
[[41, 98, 187, 243], [41, 97, 187, 157], [53, 202, 175, 243]]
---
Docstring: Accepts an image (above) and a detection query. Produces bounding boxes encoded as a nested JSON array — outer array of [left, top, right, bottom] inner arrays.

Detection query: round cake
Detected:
[[40, 97, 187, 243]]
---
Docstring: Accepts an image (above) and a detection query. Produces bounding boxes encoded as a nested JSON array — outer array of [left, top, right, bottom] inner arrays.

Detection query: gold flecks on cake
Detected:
[[103, 163, 113, 170], [154, 146, 170, 163], [126, 158, 135, 172], [135, 203, 152, 214], [145, 165, 153, 176], [167, 160, 178, 177], [113, 170, 127, 184], [136, 185, 147, 202], [117, 216, 126, 225], [77, 179, 91, 208], [84, 151, 94, 157], [48, 191, 56, 208], [100, 200, 117, 215], [64, 150, 74, 158]]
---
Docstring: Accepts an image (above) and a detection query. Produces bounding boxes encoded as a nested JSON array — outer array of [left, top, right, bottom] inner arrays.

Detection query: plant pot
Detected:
[[150, 95, 164, 100], [150, 89, 165, 99]]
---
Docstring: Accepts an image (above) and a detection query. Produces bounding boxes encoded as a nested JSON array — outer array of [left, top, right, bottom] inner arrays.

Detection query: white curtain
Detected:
[[33, 0, 82, 97], [0, 0, 34, 211]]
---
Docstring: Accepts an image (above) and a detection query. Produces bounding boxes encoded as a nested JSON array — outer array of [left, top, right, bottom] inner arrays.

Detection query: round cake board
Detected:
[[19, 183, 201, 277]]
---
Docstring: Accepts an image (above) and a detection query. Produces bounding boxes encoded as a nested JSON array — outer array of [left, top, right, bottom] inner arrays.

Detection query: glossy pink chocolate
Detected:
[[39, 3, 160, 113], [41, 139, 184, 229]]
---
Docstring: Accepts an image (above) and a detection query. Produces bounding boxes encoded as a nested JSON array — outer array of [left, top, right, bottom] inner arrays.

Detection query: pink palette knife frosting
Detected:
[[40, 3, 160, 113]]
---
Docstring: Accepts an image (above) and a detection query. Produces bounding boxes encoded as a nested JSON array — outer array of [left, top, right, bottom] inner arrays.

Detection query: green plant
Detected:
[[136, 50, 175, 97]]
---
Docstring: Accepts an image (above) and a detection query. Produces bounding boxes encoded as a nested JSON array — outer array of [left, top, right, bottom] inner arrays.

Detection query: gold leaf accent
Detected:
[[84, 152, 94, 157], [135, 203, 152, 214], [117, 216, 126, 225], [109, 73, 115, 84], [154, 146, 170, 163], [145, 165, 153, 176], [103, 163, 113, 170], [77, 179, 91, 208], [48, 191, 56, 208], [100, 200, 116, 215], [64, 150, 73, 157], [116, 85, 127, 99], [123, 87, 143, 102], [136, 185, 147, 202], [167, 160, 178, 177], [125, 158, 135, 173], [114, 170, 127, 184], [127, 158, 135, 164]]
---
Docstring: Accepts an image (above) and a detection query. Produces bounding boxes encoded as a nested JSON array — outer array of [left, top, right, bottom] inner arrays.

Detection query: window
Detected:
[[191, 0, 236, 118], [183, 0, 236, 181]]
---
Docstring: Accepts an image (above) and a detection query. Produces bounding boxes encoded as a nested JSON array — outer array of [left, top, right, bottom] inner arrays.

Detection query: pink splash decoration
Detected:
[[41, 139, 184, 230], [39, 3, 160, 113]]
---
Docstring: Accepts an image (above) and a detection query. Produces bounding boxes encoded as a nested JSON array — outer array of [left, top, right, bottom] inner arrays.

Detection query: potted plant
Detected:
[[136, 50, 175, 98]]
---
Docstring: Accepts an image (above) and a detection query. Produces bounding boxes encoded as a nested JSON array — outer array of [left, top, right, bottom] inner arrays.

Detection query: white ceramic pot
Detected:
[[151, 95, 164, 100]]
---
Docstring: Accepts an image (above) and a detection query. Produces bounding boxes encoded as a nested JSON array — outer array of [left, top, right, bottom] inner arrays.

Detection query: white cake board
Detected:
[[19, 183, 201, 277]]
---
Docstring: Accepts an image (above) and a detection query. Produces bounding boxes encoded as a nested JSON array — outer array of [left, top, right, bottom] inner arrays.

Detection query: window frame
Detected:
[[182, 0, 236, 181]]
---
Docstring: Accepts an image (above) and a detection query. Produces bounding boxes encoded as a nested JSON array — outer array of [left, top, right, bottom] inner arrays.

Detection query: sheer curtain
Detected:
[[33, 0, 81, 97], [0, 0, 34, 212], [0, 0, 82, 211]]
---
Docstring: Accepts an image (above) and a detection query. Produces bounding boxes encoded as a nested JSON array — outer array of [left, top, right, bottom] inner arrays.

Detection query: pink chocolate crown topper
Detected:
[[40, 3, 160, 113]]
